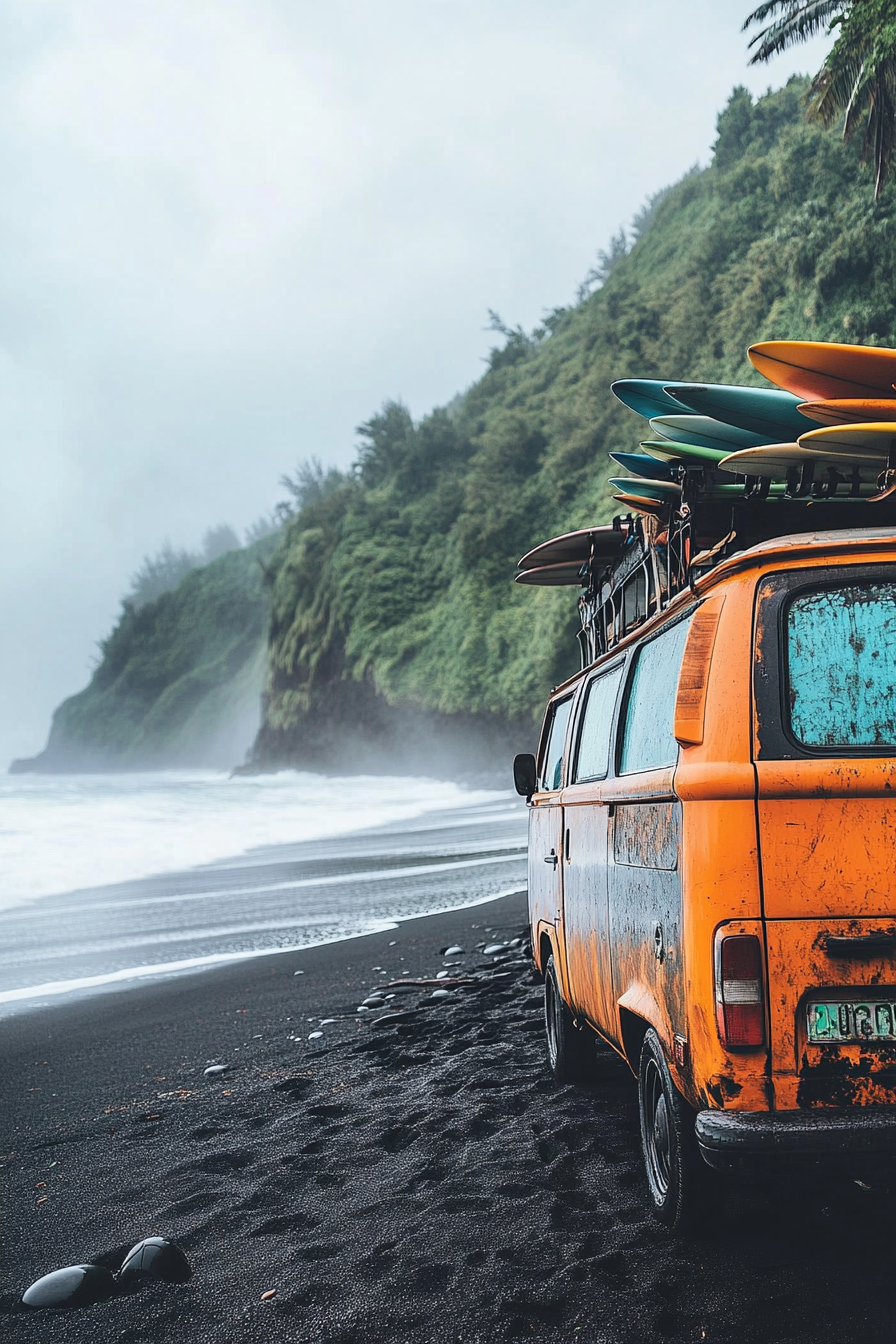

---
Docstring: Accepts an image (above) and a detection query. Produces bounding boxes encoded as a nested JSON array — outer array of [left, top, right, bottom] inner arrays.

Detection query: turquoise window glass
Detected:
[[787, 584, 896, 748]]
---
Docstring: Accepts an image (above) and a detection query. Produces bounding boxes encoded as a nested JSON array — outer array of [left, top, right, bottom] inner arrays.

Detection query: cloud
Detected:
[[0, 0, 831, 762]]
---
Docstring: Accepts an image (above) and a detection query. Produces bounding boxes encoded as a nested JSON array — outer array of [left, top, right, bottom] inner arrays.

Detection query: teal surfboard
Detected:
[[611, 379, 694, 421], [608, 452, 681, 481], [650, 415, 767, 451], [663, 383, 811, 439]]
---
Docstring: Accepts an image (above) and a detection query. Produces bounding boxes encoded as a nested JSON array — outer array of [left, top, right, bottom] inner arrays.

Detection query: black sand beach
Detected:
[[3, 889, 896, 1343]]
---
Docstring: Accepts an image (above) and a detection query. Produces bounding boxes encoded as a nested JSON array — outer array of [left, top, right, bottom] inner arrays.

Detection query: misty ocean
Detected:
[[0, 771, 527, 1016]]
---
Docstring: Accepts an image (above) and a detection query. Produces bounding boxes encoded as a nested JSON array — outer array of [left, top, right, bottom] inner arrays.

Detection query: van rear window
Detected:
[[787, 583, 896, 749]]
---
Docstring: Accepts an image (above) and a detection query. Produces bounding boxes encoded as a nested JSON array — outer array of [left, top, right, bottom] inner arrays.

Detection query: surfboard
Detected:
[[610, 379, 694, 421], [798, 422, 896, 459], [749, 341, 896, 401], [663, 382, 810, 439], [514, 561, 587, 586], [609, 477, 682, 502], [796, 398, 896, 427], [612, 492, 666, 516], [719, 444, 881, 480], [640, 439, 730, 466], [609, 452, 679, 481], [649, 415, 767, 451], [517, 525, 626, 571]]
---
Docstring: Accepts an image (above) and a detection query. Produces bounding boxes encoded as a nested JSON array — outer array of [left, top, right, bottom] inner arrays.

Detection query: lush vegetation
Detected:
[[21, 79, 896, 772], [255, 78, 896, 766], [744, 2, 896, 196], [13, 537, 277, 771]]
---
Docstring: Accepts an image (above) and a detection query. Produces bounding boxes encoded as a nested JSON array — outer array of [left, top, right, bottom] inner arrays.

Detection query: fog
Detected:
[[0, 0, 829, 766]]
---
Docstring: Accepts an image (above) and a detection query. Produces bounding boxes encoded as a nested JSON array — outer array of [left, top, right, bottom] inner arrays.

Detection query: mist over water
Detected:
[[0, 770, 502, 909]]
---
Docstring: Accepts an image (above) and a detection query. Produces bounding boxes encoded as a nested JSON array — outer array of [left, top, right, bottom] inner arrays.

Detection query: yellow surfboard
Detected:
[[798, 422, 896, 459]]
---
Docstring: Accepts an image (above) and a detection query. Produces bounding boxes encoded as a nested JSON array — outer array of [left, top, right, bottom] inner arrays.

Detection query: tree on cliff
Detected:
[[744, 0, 896, 194]]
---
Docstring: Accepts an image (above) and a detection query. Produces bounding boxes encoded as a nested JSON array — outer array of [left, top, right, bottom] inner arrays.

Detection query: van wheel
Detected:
[[638, 1028, 707, 1230], [544, 955, 592, 1083]]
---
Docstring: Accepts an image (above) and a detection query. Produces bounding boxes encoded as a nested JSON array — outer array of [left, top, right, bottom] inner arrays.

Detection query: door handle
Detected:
[[543, 850, 558, 868]]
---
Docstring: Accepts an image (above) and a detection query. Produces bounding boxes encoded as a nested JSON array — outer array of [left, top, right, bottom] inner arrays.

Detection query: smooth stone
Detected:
[[482, 943, 507, 956], [23, 1264, 116, 1309], [444, 945, 464, 956], [319, 1018, 336, 1026], [203, 1064, 229, 1077], [370, 1011, 409, 1028], [293, 970, 304, 975], [431, 989, 452, 999], [361, 996, 386, 1007], [308, 1031, 323, 1040], [436, 971, 450, 979], [356, 1006, 369, 1013], [118, 1237, 192, 1284]]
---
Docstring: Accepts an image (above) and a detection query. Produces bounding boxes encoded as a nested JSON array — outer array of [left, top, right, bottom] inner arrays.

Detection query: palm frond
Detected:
[[863, 55, 896, 195], [743, 1, 847, 64]]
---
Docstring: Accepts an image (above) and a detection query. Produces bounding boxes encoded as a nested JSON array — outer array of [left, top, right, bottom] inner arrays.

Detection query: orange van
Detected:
[[514, 524, 896, 1228]]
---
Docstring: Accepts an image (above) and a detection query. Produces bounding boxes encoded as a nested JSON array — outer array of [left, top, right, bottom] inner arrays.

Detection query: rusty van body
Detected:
[[516, 525, 896, 1226]]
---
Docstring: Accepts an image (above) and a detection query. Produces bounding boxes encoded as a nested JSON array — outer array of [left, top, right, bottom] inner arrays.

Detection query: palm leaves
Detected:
[[743, 1, 896, 196]]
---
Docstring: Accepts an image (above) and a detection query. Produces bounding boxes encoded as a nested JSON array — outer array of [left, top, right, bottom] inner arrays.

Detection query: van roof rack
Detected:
[[515, 344, 896, 667]]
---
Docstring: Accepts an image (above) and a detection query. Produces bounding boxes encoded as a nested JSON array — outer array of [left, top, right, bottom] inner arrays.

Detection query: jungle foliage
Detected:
[[260, 78, 896, 755]]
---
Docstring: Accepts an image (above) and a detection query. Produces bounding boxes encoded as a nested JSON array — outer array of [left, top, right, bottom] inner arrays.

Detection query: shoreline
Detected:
[[0, 880, 526, 1019], [4, 888, 896, 1343]]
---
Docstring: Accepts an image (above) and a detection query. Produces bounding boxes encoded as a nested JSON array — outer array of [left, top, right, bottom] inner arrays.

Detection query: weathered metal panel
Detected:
[[765, 917, 896, 1108], [613, 801, 680, 870], [562, 800, 616, 1041], [609, 802, 686, 1038], [527, 802, 563, 970]]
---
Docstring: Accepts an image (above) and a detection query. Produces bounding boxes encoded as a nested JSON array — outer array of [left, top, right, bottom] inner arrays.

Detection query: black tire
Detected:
[[638, 1028, 710, 1230], [543, 954, 592, 1083]]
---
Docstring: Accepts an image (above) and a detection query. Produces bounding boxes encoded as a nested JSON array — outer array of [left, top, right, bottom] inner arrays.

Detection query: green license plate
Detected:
[[808, 999, 896, 1043]]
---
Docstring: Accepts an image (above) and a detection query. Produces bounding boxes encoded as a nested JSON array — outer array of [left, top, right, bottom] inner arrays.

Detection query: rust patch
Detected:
[[613, 802, 680, 870], [798, 1045, 896, 1107]]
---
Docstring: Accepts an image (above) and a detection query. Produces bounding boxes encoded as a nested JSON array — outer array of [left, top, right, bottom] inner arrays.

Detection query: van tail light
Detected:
[[715, 934, 765, 1047]]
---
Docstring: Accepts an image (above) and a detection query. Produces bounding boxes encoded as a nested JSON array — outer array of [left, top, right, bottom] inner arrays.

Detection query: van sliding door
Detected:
[[561, 661, 625, 1041]]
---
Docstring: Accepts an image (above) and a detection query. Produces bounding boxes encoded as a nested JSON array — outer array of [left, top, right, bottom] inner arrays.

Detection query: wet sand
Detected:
[[2, 889, 895, 1343]]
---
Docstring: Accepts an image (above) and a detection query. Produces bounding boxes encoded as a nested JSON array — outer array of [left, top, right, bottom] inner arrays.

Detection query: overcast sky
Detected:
[[0, 1, 830, 765]]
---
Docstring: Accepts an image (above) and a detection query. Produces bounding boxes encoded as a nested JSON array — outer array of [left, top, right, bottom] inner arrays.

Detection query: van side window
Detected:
[[574, 663, 624, 782], [620, 617, 692, 773], [787, 583, 896, 748], [538, 697, 574, 792]]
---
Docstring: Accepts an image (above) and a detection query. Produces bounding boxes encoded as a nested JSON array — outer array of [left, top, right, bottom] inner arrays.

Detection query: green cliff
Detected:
[[251, 79, 896, 772], [13, 539, 275, 772], [18, 79, 896, 776]]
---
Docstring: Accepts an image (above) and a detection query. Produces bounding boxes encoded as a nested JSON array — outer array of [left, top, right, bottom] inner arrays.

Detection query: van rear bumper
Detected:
[[696, 1108, 896, 1171]]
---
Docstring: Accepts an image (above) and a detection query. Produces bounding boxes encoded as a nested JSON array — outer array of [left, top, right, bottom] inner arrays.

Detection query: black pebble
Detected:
[[22, 1263, 117, 1309]]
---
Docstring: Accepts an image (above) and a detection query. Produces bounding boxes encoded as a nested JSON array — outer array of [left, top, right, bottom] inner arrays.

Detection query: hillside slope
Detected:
[[251, 79, 896, 772], [13, 539, 275, 772], [20, 79, 896, 777]]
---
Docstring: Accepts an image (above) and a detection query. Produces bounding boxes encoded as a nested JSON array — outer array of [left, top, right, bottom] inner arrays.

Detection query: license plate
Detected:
[[808, 999, 896, 1043]]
